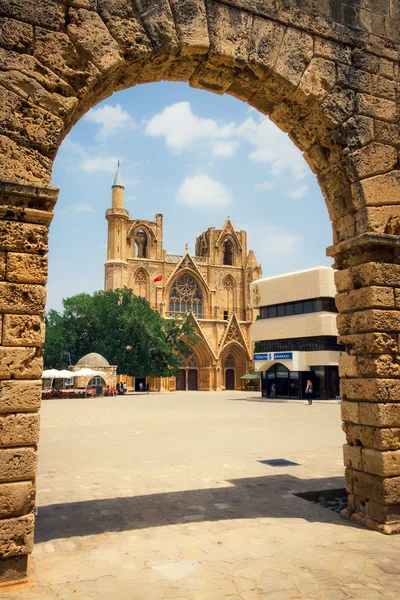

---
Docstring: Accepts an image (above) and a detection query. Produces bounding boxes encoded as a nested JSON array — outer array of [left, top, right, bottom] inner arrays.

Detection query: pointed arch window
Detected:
[[224, 353, 235, 368], [223, 275, 235, 315], [223, 239, 233, 265], [135, 268, 148, 299], [135, 230, 148, 258], [169, 274, 203, 319]]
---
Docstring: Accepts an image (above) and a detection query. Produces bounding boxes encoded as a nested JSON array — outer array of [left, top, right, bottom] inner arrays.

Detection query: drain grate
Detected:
[[258, 458, 300, 467]]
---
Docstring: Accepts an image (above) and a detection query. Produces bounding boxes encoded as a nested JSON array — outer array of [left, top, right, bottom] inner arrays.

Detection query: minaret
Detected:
[[105, 162, 130, 291]]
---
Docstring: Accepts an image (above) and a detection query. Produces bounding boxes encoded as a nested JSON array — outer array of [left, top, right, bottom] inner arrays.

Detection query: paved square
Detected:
[[6, 392, 400, 599]]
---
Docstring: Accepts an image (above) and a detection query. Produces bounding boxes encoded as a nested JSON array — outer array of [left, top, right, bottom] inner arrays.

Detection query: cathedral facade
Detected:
[[105, 166, 262, 391]]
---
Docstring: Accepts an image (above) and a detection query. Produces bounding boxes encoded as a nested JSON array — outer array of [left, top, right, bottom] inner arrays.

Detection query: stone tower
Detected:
[[105, 163, 130, 290]]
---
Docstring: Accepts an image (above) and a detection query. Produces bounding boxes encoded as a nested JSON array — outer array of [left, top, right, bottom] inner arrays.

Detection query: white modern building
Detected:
[[250, 267, 345, 400]]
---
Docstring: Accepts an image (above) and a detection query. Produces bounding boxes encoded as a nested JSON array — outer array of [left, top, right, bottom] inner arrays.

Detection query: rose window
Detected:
[[169, 274, 203, 318]]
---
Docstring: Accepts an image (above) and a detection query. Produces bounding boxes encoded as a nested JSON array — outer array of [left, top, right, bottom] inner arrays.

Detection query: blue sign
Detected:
[[254, 352, 293, 361], [274, 352, 293, 360]]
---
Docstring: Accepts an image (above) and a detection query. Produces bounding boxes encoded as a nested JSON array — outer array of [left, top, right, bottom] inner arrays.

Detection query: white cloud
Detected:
[[145, 101, 234, 153], [70, 203, 94, 213], [264, 232, 302, 256], [84, 104, 135, 140], [177, 175, 232, 208], [212, 141, 238, 157], [126, 194, 138, 202], [145, 102, 309, 179], [81, 156, 120, 173], [286, 184, 309, 199], [254, 181, 275, 191], [124, 178, 141, 186]]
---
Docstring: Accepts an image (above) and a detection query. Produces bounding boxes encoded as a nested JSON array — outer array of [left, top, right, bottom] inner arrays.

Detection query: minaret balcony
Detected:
[[106, 208, 129, 218]]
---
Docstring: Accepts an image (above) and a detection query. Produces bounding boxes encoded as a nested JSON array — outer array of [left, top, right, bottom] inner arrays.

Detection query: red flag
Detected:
[[154, 275, 163, 283]]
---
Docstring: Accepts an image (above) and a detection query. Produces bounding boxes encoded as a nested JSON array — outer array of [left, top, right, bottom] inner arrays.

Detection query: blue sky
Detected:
[[48, 82, 332, 312]]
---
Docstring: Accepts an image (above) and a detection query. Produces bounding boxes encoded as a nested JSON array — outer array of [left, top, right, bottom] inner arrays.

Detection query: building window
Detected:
[[169, 274, 203, 319], [223, 239, 233, 265], [135, 230, 148, 258], [256, 336, 345, 353], [223, 310, 228, 320], [259, 297, 337, 319], [135, 269, 148, 299]]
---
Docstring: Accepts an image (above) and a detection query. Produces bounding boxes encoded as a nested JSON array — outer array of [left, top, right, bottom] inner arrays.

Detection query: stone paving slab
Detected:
[[3, 392, 400, 599]]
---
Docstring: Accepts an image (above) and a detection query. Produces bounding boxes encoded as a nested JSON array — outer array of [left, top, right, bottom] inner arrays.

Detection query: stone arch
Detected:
[[223, 238, 234, 266], [134, 267, 149, 300], [128, 223, 156, 258], [0, 0, 400, 581], [134, 229, 148, 259], [219, 341, 249, 391]]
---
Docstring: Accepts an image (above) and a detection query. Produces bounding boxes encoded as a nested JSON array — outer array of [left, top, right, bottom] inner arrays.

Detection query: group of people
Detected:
[[138, 382, 150, 393], [106, 382, 127, 396]]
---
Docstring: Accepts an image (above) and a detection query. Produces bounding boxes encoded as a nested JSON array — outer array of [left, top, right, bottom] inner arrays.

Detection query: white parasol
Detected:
[[72, 368, 106, 377]]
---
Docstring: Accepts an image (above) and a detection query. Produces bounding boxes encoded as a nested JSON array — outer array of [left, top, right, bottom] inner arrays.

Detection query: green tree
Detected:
[[44, 288, 199, 376]]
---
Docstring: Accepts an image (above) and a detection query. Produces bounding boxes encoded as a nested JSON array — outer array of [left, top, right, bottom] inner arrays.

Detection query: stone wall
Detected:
[[0, 0, 399, 585]]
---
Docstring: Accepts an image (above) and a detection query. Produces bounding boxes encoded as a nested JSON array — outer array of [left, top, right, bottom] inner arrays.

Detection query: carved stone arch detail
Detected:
[[222, 274, 237, 315], [134, 267, 149, 300], [128, 224, 156, 259], [168, 270, 208, 319]]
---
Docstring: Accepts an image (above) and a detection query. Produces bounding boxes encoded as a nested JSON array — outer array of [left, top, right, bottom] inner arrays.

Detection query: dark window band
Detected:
[[255, 336, 345, 353], [259, 297, 337, 319]]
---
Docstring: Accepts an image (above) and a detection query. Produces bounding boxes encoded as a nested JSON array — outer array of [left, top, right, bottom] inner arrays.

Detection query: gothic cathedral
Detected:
[[105, 166, 262, 391]]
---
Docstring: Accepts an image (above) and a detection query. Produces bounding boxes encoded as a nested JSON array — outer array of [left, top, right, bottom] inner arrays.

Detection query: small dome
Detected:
[[76, 353, 110, 367]]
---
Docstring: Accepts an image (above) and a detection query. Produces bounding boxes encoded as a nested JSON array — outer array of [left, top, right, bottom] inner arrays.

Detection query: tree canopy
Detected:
[[44, 288, 199, 377]]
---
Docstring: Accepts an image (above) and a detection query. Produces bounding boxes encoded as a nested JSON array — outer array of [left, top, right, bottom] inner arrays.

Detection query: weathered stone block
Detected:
[[0, 135, 52, 185], [275, 28, 313, 88], [336, 286, 394, 313], [374, 120, 400, 148], [336, 115, 374, 150], [363, 448, 400, 476], [351, 469, 400, 504], [67, 8, 123, 73], [0, 222, 48, 255], [0, 17, 33, 53], [0, 347, 42, 380], [340, 354, 400, 379], [0, 0, 66, 30], [0, 482, 35, 519], [343, 443, 363, 470], [295, 57, 336, 103], [0, 252, 5, 281], [344, 143, 397, 183], [348, 493, 400, 523], [341, 400, 360, 424], [0, 414, 40, 448], [351, 262, 400, 288], [249, 16, 285, 72], [359, 402, 400, 427], [190, 61, 234, 94], [314, 37, 351, 65], [0, 380, 41, 413], [133, 0, 179, 52], [168, 0, 209, 54], [0, 447, 37, 483], [207, 2, 252, 65], [357, 93, 397, 122], [344, 422, 400, 450], [341, 378, 400, 402], [0, 555, 28, 584], [0, 514, 34, 558], [339, 332, 398, 355], [352, 171, 400, 210], [337, 309, 400, 336], [0, 283, 46, 315], [6, 254, 47, 284], [2, 315, 45, 348]]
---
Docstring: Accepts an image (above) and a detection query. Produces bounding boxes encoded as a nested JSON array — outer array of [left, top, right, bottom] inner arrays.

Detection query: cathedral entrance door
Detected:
[[176, 369, 186, 391], [225, 369, 235, 390], [188, 369, 198, 391]]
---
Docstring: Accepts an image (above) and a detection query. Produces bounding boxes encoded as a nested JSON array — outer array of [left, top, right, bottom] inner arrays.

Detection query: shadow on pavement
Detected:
[[35, 473, 352, 543]]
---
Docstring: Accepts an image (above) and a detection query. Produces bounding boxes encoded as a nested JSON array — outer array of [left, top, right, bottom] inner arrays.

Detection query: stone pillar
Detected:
[[0, 179, 57, 583], [328, 233, 400, 534]]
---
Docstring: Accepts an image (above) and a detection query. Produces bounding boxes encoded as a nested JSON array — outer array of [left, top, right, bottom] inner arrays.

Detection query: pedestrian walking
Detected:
[[123, 382, 127, 394], [139, 382, 144, 392], [305, 379, 313, 405]]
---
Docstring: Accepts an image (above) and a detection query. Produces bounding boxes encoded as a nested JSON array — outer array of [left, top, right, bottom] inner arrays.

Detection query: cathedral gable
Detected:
[[186, 313, 217, 360], [215, 217, 242, 250], [219, 314, 250, 358], [166, 252, 210, 292]]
